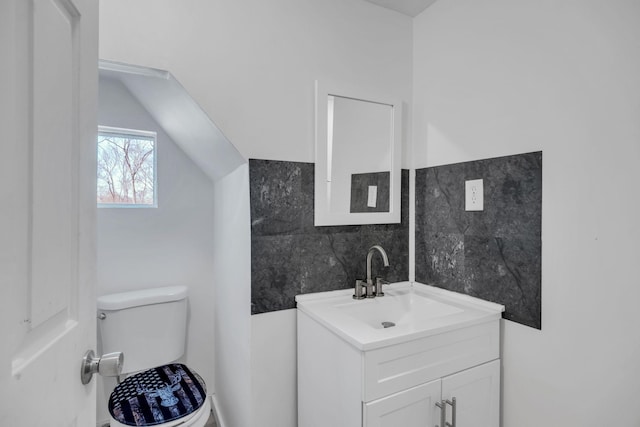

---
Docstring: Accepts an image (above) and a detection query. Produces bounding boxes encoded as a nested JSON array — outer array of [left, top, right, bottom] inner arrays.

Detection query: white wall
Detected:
[[100, 2, 413, 426], [251, 310, 298, 427], [99, 0, 413, 165], [212, 164, 251, 427], [413, 0, 640, 425], [97, 77, 216, 422]]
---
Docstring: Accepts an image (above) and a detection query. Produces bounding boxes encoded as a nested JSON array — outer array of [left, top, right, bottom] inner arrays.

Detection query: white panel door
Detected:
[[364, 379, 441, 427], [0, 0, 98, 425], [441, 360, 501, 427]]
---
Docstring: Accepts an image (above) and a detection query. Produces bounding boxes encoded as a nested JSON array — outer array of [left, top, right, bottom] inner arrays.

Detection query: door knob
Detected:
[[80, 350, 124, 385]]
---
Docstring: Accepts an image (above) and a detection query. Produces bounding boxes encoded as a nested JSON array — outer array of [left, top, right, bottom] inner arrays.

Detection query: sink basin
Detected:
[[333, 288, 464, 329], [296, 282, 504, 350]]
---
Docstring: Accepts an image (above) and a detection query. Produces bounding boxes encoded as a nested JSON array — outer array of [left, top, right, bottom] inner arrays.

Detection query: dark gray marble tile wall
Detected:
[[415, 152, 542, 329], [350, 171, 390, 213], [250, 159, 409, 315]]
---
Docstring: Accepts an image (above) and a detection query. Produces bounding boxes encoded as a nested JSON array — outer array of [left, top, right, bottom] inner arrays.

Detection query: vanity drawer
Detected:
[[362, 320, 500, 401]]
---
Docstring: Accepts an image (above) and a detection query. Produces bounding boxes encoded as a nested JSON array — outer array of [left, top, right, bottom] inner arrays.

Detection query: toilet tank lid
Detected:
[[97, 286, 188, 311]]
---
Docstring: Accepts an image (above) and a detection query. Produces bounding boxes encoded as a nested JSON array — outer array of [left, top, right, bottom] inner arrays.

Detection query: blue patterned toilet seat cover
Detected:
[[108, 363, 207, 426]]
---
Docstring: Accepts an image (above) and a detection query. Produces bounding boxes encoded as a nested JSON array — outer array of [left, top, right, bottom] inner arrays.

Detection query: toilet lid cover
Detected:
[[108, 363, 207, 426]]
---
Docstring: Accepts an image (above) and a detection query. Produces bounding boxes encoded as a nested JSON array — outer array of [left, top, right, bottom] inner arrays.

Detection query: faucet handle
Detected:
[[375, 277, 390, 296], [365, 280, 376, 298], [353, 280, 367, 300]]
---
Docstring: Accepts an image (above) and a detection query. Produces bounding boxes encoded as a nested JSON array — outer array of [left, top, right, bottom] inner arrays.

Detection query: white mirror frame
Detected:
[[314, 80, 402, 226]]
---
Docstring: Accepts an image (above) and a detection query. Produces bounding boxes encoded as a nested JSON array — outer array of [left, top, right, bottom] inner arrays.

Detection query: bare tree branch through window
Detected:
[[97, 128, 156, 206]]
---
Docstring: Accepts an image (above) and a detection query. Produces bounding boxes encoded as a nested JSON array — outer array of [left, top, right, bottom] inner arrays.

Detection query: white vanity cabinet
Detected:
[[297, 303, 502, 427], [364, 359, 500, 427], [363, 378, 441, 427]]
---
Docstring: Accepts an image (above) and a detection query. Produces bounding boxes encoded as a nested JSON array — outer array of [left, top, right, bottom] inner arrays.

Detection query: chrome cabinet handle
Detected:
[[436, 397, 457, 427], [435, 400, 446, 427], [445, 397, 457, 427]]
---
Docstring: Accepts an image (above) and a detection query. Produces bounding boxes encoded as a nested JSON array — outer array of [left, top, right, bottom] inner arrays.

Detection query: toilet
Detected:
[[98, 286, 211, 427]]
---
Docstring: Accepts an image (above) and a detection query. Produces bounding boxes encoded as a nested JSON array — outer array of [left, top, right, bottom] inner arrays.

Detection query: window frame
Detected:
[[97, 125, 158, 208]]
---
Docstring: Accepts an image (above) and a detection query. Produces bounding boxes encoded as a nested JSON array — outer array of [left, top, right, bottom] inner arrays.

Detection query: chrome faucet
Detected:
[[353, 245, 390, 299], [367, 245, 389, 286]]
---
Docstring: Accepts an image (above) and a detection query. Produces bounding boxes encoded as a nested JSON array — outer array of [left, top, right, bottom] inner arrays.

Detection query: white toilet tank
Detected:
[[97, 286, 188, 375]]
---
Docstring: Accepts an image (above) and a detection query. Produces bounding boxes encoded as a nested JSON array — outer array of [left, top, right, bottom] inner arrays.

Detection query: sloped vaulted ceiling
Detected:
[[98, 60, 246, 182]]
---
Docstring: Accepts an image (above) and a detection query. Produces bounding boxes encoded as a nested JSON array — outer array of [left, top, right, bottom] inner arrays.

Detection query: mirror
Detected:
[[314, 80, 402, 226]]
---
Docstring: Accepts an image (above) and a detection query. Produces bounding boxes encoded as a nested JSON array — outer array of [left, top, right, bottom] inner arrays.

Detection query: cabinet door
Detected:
[[441, 360, 500, 427], [364, 379, 441, 427]]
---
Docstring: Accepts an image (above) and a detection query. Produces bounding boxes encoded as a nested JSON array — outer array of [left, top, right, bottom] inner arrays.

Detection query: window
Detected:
[[97, 126, 157, 207]]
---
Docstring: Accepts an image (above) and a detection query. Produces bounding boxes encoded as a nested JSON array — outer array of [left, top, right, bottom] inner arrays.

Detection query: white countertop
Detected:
[[296, 281, 505, 350]]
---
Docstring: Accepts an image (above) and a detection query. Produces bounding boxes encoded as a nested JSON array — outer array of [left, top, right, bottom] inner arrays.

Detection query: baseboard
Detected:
[[210, 394, 226, 427]]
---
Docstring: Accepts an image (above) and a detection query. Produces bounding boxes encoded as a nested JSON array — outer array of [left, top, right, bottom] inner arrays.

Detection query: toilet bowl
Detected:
[[98, 286, 210, 427], [110, 400, 211, 427]]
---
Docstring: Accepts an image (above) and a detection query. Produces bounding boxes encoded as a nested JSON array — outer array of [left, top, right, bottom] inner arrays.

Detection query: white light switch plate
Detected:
[[465, 179, 484, 211], [367, 185, 377, 208]]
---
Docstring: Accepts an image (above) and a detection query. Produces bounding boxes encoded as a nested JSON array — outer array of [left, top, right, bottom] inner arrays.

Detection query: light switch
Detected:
[[367, 185, 377, 208], [465, 179, 484, 211]]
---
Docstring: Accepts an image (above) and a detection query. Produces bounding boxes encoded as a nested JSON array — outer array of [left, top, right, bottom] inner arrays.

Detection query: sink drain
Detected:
[[381, 321, 395, 328]]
